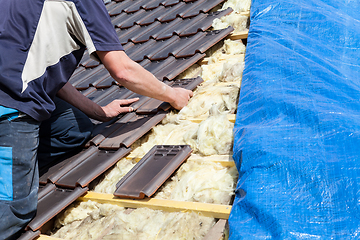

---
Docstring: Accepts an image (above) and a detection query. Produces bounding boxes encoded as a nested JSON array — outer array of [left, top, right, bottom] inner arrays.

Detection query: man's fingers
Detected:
[[122, 107, 134, 113], [118, 98, 139, 105]]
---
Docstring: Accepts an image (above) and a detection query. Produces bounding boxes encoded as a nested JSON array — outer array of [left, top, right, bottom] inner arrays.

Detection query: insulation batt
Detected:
[[177, 82, 240, 119], [154, 160, 238, 205], [184, 104, 235, 155], [52, 201, 215, 240], [129, 105, 235, 158], [92, 158, 136, 193], [212, 12, 248, 33], [201, 56, 244, 82], [206, 39, 246, 64], [221, 0, 251, 13]]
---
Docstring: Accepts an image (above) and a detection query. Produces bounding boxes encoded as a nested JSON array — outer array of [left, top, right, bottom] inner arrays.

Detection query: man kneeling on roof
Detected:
[[0, 0, 193, 239]]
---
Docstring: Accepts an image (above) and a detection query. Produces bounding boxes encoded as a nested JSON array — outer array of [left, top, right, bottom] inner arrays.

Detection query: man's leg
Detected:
[[38, 97, 94, 169], [0, 115, 40, 240]]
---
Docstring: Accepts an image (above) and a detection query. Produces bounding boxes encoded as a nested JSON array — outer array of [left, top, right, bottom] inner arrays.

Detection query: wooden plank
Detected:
[[36, 235, 62, 240], [203, 219, 227, 240], [187, 155, 236, 168], [127, 153, 236, 167], [187, 114, 236, 123], [78, 192, 231, 219], [240, 11, 250, 16], [229, 30, 248, 40]]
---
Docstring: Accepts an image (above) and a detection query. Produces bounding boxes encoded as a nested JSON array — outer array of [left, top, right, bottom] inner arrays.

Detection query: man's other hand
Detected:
[[100, 98, 139, 121]]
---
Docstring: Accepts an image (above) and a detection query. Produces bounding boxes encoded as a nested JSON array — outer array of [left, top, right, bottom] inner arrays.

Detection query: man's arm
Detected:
[[57, 82, 139, 122], [96, 50, 193, 110]]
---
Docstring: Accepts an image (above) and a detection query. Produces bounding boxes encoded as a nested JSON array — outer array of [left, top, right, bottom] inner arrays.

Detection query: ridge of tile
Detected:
[[69, 65, 104, 87], [91, 85, 133, 106], [178, 8, 233, 36], [55, 147, 132, 188], [182, 0, 225, 18], [45, 146, 100, 185], [27, 185, 88, 231], [73, 65, 110, 90], [175, 26, 234, 57], [114, 145, 192, 199], [148, 53, 205, 80]]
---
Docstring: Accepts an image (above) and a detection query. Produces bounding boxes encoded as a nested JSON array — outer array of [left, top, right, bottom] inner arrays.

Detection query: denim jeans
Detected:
[[0, 115, 40, 240], [0, 97, 93, 239]]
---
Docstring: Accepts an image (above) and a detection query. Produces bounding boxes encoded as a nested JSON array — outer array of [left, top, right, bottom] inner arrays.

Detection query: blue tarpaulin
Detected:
[[229, 0, 360, 238]]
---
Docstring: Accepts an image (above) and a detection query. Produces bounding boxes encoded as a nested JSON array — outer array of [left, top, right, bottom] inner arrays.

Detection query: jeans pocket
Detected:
[[0, 146, 13, 201]]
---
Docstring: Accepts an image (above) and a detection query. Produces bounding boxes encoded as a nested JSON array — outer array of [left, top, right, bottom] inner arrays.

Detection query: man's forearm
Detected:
[[97, 51, 192, 110], [56, 82, 106, 120]]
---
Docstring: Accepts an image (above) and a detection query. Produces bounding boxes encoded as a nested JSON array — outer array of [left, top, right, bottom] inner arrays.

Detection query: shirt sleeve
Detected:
[[69, 0, 124, 61]]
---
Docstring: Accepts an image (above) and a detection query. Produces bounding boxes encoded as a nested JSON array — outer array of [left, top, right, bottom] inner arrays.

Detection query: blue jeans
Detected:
[[0, 98, 93, 239]]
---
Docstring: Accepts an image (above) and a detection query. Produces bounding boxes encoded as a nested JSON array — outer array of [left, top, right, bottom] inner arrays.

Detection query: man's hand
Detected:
[[97, 51, 193, 110], [168, 88, 193, 110], [100, 98, 139, 121]]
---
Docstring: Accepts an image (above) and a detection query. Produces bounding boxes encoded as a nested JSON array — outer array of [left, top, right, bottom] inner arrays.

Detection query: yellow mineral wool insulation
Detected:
[[153, 161, 238, 205], [206, 39, 246, 64], [129, 105, 235, 158], [205, 39, 246, 60], [177, 83, 240, 119], [52, 201, 215, 240], [221, 0, 252, 13], [54, 201, 109, 229], [201, 56, 244, 83], [212, 12, 248, 33], [128, 118, 199, 159], [92, 158, 136, 193], [183, 105, 235, 156]]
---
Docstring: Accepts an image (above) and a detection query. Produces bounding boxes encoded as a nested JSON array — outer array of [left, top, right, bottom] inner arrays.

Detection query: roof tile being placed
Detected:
[[114, 145, 192, 199], [135, 76, 203, 114], [27, 185, 88, 231]]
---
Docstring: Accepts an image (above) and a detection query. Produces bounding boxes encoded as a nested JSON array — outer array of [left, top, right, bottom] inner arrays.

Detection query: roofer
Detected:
[[0, 0, 193, 238]]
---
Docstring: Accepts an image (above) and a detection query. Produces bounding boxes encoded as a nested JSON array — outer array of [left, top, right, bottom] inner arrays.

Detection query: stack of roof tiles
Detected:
[[20, 0, 235, 238]]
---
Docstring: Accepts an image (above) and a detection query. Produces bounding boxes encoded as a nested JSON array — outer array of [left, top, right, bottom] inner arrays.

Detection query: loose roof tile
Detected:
[[135, 77, 203, 114], [27, 185, 88, 231], [114, 145, 192, 199]]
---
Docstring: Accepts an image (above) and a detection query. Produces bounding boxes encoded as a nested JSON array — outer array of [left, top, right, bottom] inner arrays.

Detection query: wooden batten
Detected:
[[78, 192, 231, 220]]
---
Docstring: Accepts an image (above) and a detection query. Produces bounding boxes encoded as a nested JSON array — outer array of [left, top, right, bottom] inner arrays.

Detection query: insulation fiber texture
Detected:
[[230, 0, 360, 239]]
